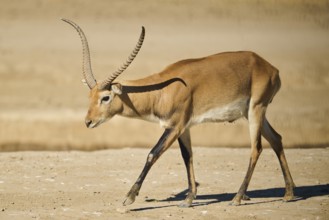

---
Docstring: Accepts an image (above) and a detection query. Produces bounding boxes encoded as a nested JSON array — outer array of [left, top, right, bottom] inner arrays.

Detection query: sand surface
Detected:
[[0, 147, 328, 219]]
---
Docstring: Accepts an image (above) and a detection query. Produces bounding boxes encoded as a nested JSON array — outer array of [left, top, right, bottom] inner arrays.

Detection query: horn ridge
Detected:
[[100, 26, 145, 89], [61, 18, 97, 89]]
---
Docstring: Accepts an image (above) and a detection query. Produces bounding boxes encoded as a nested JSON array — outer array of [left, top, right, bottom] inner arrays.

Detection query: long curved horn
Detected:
[[61, 18, 97, 89], [99, 26, 145, 90]]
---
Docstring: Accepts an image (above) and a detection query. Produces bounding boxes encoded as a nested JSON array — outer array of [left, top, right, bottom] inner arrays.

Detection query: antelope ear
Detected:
[[111, 83, 122, 95]]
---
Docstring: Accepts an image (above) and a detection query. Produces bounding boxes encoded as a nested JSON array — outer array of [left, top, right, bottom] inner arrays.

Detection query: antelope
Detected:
[[62, 19, 296, 207]]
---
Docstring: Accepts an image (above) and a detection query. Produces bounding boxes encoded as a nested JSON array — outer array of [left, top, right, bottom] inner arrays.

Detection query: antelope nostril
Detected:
[[85, 119, 92, 128]]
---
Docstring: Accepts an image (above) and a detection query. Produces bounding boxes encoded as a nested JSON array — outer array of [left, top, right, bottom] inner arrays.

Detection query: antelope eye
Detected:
[[101, 96, 110, 103]]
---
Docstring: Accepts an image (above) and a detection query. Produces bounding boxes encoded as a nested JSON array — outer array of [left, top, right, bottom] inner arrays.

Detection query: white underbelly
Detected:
[[190, 98, 249, 126], [142, 114, 170, 128], [141, 97, 250, 129]]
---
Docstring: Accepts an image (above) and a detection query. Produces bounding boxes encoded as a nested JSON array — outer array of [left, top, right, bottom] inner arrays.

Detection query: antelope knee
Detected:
[[147, 153, 154, 163]]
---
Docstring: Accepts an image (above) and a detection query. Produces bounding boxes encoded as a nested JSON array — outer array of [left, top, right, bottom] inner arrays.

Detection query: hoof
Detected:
[[179, 200, 192, 208], [283, 195, 301, 202], [123, 190, 138, 206], [242, 194, 250, 201], [178, 193, 195, 208], [123, 184, 140, 206], [229, 200, 241, 206], [123, 194, 136, 206]]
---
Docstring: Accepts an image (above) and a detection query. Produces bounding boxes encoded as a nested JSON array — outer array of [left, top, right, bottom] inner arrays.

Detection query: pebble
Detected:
[[116, 207, 129, 214], [201, 210, 208, 215]]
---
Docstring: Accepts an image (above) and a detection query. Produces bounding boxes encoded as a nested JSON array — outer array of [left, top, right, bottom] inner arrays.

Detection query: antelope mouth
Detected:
[[86, 119, 103, 129]]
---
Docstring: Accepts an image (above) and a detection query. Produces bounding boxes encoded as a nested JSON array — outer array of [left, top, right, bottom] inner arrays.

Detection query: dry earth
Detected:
[[0, 148, 329, 220]]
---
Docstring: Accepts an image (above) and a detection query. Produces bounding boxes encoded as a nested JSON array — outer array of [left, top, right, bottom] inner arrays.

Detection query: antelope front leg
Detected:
[[123, 128, 181, 206], [178, 129, 197, 207]]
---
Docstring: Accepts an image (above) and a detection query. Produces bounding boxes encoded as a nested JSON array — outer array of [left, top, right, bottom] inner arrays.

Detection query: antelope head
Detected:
[[62, 19, 145, 128]]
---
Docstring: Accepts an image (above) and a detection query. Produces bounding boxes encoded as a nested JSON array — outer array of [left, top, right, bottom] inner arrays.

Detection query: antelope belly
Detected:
[[191, 98, 249, 125]]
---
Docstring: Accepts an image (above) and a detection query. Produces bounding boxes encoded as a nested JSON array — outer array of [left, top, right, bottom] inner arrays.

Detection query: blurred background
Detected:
[[0, 0, 328, 151]]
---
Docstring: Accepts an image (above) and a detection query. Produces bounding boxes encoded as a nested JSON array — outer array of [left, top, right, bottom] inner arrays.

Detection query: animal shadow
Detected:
[[131, 183, 329, 211], [163, 183, 329, 205]]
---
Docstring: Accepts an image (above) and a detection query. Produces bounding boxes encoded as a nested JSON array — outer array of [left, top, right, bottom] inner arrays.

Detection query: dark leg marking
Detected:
[[178, 129, 197, 207], [123, 129, 178, 206]]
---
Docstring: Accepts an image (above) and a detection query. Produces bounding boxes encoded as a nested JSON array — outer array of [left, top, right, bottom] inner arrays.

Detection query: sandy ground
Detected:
[[0, 147, 328, 220]]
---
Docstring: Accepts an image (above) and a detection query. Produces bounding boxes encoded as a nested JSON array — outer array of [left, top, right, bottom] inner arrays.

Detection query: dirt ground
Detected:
[[1, 0, 329, 219], [0, 147, 328, 220]]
